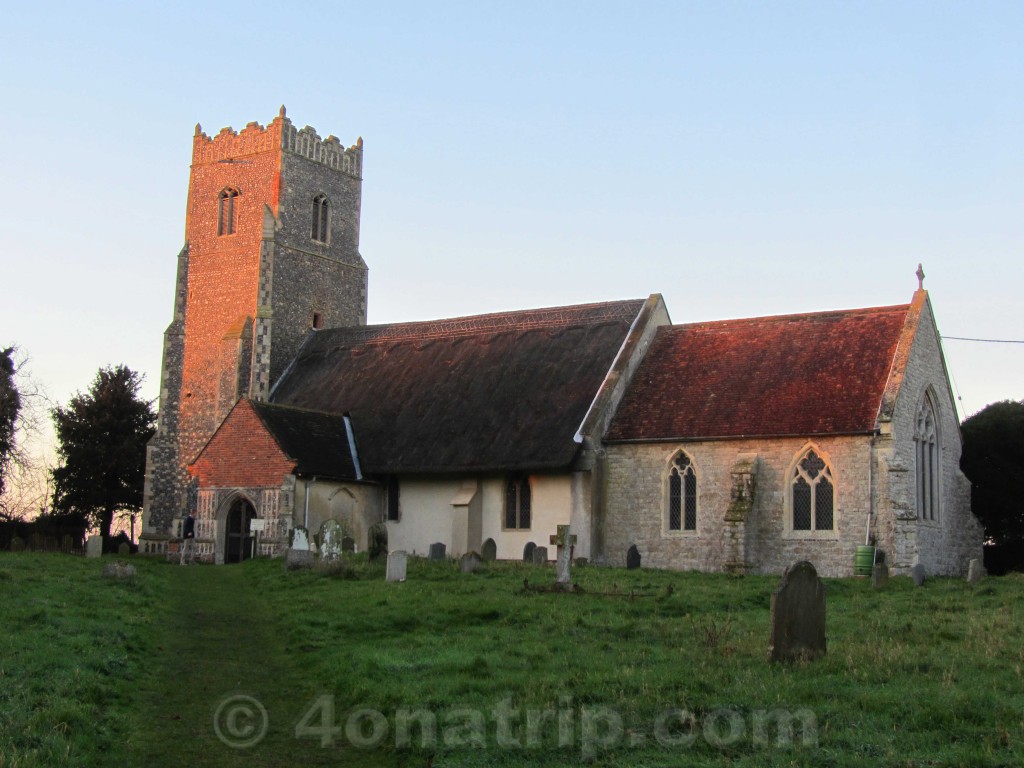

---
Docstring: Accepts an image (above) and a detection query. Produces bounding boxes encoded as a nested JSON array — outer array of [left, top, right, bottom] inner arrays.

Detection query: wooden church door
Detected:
[[225, 499, 256, 563]]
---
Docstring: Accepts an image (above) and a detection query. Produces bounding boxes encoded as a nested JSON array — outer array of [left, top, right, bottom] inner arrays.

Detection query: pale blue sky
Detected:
[[1, 1, 1022, 439]]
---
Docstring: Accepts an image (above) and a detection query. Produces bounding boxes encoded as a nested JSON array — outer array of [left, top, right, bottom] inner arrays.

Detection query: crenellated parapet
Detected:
[[191, 105, 362, 177], [282, 123, 362, 177], [192, 116, 282, 165]]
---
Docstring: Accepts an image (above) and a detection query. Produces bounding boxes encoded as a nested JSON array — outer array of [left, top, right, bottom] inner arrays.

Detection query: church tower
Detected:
[[140, 107, 367, 545]]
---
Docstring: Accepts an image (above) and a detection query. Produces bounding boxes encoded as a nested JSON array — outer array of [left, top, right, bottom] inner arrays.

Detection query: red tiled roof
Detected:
[[606, 304, 912, 441], [271, 300, 646, 473]]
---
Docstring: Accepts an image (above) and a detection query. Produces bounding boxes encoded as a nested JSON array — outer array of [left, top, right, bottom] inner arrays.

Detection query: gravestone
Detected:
[[626, 544, 641, 570], [967, 558, 986, 585], [102, 561, 137, 581], [550, 525, 577, 588], [429, 542, 447, 561], [86, 535, 103, 559], [319, 520, 343, 561], [341, 536, 356, 554], [481, 538, 497, 562], [871, 563, 888, 590], [460, 552, 482, 574], [117, 542, 131, 557], [769, 561, 827, 663], [290, 526, 311, 551], [386, 550, 408, 582], [285, 548, 314, 570], [523, 542, 536, 563], [368, 522, 388, 562], [911, 563, 926, 587], [532, 546, 548, 565]]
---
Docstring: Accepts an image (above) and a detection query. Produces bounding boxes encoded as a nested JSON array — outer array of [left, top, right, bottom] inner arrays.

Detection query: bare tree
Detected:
[[0, 347, 53, 522]]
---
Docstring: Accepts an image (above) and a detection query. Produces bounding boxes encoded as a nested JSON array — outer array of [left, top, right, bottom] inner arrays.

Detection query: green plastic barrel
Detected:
[[855, 545, 876, 576]]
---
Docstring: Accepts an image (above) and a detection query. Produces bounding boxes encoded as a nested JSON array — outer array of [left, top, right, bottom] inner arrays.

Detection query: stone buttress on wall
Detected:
[[142, 108, 368, 544]]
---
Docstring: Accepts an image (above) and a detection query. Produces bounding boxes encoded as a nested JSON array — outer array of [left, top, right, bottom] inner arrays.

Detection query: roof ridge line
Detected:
[[672, 302, 912, 330]]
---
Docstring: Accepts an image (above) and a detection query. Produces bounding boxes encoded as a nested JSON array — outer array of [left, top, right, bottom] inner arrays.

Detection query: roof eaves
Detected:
[[605, 429, 880, 445]]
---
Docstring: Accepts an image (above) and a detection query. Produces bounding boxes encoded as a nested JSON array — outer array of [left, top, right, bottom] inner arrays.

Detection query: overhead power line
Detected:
[[942, 336, 1024, 345]]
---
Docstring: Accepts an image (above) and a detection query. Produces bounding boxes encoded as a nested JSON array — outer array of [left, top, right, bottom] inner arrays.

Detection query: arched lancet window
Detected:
[[915, 392, 940, 521], [312, 194, 330, 243], [218, 188, 239, 236], [666, 451, 697, 532], [791, 448, 834, 532], [504, 475, 531, 530]]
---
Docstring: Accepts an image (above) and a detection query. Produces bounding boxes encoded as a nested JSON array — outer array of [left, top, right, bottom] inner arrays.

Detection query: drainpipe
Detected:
[[304, 476, 317, 529]]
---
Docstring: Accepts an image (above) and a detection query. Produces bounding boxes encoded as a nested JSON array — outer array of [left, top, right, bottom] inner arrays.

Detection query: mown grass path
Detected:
[[127, 564, 347, 768]]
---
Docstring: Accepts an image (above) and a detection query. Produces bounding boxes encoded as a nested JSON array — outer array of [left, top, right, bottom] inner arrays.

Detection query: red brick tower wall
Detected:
[[179, 118, 284, 470]]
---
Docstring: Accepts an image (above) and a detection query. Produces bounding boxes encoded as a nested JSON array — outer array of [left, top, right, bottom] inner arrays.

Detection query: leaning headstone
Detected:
[[86, 535, 103, 559], [290, 526, 311, 551], [285, 548, 315, 570], [626, 544, 641, 570], [967, 558, 986, 586], [429, 542, 447, 561], [117, 542, 131, 557], [769, 560, 827, 663], [460, 552, 482, 574], [481, 538, 497, 562], [368, 522, 389, 562], [523, 542, 536, 563], [911, 563, 926, 587], [871, 563, 889, 590], [532, 545, 548, 565], [319, 520, 343, 561], [341, 536, 356, 554], [386, 550, 408, 582], [102, 561, 137, 581]]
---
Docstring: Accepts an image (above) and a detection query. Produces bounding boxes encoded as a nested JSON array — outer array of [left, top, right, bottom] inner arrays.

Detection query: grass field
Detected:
[[1, 552, 1022, 767]]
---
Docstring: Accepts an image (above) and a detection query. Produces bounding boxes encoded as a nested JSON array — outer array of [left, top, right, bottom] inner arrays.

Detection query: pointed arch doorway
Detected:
[[224, 498, 257, 564]]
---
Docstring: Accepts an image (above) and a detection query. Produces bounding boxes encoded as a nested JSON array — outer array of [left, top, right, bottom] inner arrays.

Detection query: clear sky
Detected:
[[1, 0, 1022, 449]]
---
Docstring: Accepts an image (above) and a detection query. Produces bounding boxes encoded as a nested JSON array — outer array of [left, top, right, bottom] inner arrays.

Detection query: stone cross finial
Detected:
[[916, 263, 925, 290]]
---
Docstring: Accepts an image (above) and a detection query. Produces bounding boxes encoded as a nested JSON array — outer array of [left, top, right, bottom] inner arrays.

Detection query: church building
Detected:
[[139, 110, 982, 577]]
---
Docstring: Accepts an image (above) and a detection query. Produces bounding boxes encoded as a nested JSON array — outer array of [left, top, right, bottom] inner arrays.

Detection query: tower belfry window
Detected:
[[218, 188, 239, 236], [312, 194, 330, 243]]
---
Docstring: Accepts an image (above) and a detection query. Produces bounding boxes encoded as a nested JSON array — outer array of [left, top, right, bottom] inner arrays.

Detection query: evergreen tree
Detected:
[[51, 366, 156, 538], [961, 400, 1024, 545]]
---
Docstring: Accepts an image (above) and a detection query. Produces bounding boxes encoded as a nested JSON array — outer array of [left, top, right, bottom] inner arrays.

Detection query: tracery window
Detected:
[[218, 188, 239, 236], [667, 451, 697, 532], [915, 393, 940, 521], [504, 475, 531, 530], [791, 449, 834, 532], [312, 194, 330, 243]]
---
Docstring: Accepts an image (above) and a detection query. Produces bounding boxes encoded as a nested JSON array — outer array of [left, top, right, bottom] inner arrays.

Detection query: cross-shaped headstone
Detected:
[[549, 525, 577, 587]]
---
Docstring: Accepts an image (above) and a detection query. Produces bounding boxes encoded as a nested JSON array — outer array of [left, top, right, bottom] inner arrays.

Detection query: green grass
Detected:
[[1, 553, 1023, 767]]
